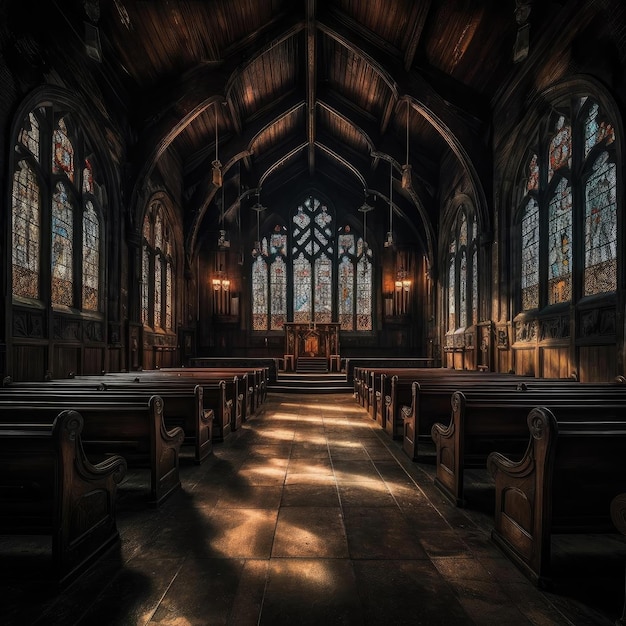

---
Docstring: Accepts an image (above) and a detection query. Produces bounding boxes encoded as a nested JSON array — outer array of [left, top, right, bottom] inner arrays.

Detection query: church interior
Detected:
[[2, 0, 626, 624]]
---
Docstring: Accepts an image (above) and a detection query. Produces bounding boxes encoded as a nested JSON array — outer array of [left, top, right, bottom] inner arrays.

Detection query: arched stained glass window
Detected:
[[548, 115, 571, 182], [521, 197, 540, 310], [52, 117, 75, 182], [584, 152, 617, 295], [250, 194, 373, 333], [446, 208, 478, 334], [82, 201, 100, 310], [251, 225, 288, 331], [142, 201, 176, 330], [11, 103, 106, 321], [337, 226, 372, 331], [19, 112, 40, 161], [11, 164, 40, 299], [516, 97, 619, 313], [51, 182, 74, 306], [292, 197, 334, 323], [547, 178, 572, 304]]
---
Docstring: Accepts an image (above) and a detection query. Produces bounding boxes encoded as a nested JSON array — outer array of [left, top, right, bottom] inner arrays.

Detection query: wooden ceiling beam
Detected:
[[306, 0, 316, 176], [403, 0, 431, 71]]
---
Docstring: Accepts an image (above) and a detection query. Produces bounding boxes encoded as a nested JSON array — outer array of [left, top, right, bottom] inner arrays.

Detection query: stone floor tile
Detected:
[[260, 558, 364, 626], [272, 506, 349, 558]]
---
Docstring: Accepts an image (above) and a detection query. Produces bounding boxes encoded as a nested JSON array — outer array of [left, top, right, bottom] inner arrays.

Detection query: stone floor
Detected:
[[1, 392, 625, 625]]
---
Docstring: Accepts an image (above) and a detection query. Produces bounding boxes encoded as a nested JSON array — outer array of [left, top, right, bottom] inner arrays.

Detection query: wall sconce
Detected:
[[212, 278, 230, 291]]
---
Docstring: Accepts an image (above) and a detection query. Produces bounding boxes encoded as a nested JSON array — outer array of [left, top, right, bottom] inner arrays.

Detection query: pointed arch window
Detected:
[[252, 225, 288, 331], [250, 195, 373, 332], [141, 201, 176, 330], [11, 107, 104, 312], [292, 197, 334, 323], [446, 207, 478, 334], [516, 98, 618, 312], [338, 226, 373, 331]]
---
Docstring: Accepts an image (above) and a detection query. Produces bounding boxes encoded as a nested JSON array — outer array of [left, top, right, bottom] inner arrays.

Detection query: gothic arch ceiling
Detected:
[[45, 0, 572, 263]]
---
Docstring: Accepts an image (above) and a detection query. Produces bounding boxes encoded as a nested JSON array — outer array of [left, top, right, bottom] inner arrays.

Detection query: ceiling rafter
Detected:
[[306, 0, 316, 175]]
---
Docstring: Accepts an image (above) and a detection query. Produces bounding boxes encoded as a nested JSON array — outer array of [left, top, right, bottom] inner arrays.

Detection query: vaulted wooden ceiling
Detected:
[[20, 0, 573, 260]]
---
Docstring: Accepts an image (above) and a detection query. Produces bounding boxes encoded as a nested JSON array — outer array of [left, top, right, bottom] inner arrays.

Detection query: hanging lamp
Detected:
[[385, 159, 394, 248], [212, 102, 222, 188], [251, 189, 266, 258], [359, 190, 374, 258], [401, 99, 412, 190], [217, 180, 230, 248]]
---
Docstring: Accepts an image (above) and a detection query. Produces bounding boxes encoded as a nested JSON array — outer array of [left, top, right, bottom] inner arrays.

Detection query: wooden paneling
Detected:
[[83, 347, 104, 376], [12, 345, 47, 382], [578, 346, 618, 382], [540, 347, 570, 379], [513, 348, 535, 377], [53, 346, 81, 379]]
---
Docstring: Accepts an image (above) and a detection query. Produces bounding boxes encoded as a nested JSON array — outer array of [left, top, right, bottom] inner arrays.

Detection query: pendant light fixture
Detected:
[[385, 159, 394, 248], [251, 188, 266, 258], [401, 99, 412, 190], [212, 102, 222, 188], [217, 178, 230, 249], [359, 190, 374, 258]]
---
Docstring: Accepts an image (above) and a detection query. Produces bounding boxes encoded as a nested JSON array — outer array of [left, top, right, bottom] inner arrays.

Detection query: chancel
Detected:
[[1, 1, 626, 624]]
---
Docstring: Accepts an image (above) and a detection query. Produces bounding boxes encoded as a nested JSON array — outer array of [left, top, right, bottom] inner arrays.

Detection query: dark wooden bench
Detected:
[[87, 371, 246, 434], [487, 407, 626, 586], [2, 379, 212, 465], [0, 393, 183, 506], [400, 377, 626, 461], [430, 388, 626, 507], [0, 410, 127, 586], [611, 493, 626, 625]]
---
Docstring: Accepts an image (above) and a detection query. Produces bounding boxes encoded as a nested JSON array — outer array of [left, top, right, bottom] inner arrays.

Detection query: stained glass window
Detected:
[[142, 202, 175, 329], [82, 201, 100, 310], [51, 183, 74, 306], [19, 112, 40, 161], [52, 117, 74, 182], [12, 105, 105, 316], [547, 178, 572, 304], [527, 153, 539, 192], [270, 255, 287, 330], [447, 210, 478, 332], [517, 98, 618, 313], [338, 250, 354, 330], [584, 152, 617, 295], [448, 251, 455, 332], [11, 164, 40, 299], [141, 246, 150, 324], [252, 250, 269, 331], [521, 198, 540, 310], [165, 263, 173, 329], [548, 115, 571, 182], [291, 196, 335, 323], [584, 103, 615, 157], [459, 250, 467, 328], [356, 246, 373, 331]]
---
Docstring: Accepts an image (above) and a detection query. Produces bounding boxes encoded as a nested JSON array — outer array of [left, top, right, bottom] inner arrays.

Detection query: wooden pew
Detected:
[[401, 377, 626, 462], [0, 394, 183, 506], [487, 407, 626, 586], [611, 493, 626, 625], [2, 379, 213, 464], [430, 388, 626, 506], [87, 371, 246, 433], [0, 410, 127, 586]]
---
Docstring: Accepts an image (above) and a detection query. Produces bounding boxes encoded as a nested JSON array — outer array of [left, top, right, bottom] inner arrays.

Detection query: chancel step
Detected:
[[296, 357, 329, 373], [269, 372, 351, 394]]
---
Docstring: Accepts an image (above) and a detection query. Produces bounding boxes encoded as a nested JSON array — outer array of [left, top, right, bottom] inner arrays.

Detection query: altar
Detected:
[[283, 322, 340, 370]]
